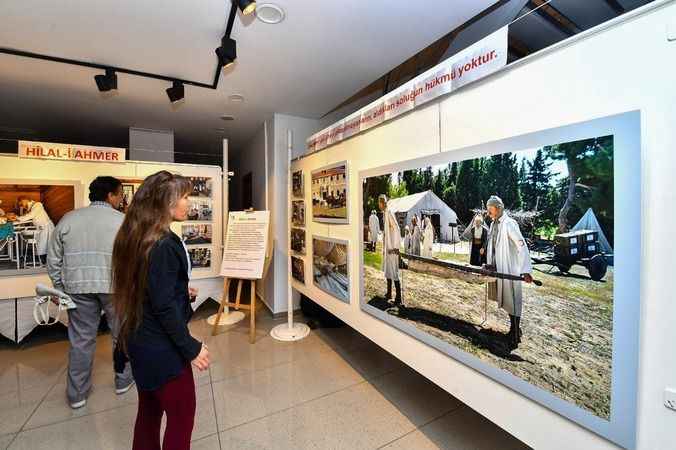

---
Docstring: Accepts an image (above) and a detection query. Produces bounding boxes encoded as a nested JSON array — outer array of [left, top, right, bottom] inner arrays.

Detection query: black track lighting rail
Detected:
[[0, 1, 250, 92]]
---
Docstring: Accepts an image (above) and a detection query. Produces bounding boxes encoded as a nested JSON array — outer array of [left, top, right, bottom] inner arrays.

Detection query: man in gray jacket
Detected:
[[48, 176, 134, 409]]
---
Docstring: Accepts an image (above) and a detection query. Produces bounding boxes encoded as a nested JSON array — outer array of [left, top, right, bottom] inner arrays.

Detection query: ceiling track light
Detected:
[[166, 80, 185, 104], [94, 68, 117, 92], [215, 36, 237, 70], [236, 0, 256, 15], [0, 0, 248, 96]]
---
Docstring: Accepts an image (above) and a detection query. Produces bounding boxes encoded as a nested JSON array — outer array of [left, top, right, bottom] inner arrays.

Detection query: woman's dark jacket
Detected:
[[120, 232, 201, 391]]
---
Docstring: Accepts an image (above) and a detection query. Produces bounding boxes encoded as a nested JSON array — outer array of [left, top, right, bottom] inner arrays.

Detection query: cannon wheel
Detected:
[[588, 254, 608, 281]]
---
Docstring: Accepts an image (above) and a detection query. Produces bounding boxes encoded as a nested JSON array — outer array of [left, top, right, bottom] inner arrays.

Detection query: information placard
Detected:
[[220, 210, 270, 280]]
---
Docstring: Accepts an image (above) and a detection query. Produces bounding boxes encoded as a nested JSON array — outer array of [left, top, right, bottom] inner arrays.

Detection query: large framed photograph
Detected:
[[188, 247, 211, 269], [290, 228, 306, 255], [181, 224, 212, 245], [189, 177, 212, 198], [313, 236, 350, 303], [291, 255, 305, 284], [187, 198, 213, 222], [291, 200, 305, 227], [311, 161, 349, 224], [292, 170, 304, 198], [359, 113, 640, 448]]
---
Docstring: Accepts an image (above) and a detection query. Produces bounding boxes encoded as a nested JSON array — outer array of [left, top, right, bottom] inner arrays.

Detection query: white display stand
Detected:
[[271, 130, 310, 342]]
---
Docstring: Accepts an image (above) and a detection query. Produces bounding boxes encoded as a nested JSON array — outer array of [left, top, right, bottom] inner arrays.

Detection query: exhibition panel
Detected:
[[288, 3, 676, 448], [0, 151, 226, 342]]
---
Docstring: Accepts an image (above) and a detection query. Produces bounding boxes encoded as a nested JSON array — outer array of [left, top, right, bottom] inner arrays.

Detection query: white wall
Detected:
[[229, 119, 273, 310], [271, 114, 320, 313], [290, 2, 676, 449]]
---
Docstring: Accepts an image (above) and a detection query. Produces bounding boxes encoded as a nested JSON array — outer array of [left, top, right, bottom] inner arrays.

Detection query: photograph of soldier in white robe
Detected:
[[378, 195, 401, 307], [367, 210, 379, 252], [362, 134, 616, 420]]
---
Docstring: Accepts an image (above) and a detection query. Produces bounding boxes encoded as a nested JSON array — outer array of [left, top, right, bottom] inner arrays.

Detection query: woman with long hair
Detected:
[[112, 171, 210, 450]]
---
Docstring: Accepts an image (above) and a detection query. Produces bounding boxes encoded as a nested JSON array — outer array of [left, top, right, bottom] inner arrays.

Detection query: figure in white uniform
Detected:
[[379, 194, 402, 306], [409, 216, 421, 256], [368, 210, 380, 252], [17, 198, 55, 264], [403, 226, 411, 254], [421, 216, 435, 258], [485, 195, 533, 350]]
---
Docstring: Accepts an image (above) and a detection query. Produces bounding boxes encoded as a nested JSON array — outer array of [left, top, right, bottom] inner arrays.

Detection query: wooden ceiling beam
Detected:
[[527, 0, 582, 36], [602, 0, 626, 14]]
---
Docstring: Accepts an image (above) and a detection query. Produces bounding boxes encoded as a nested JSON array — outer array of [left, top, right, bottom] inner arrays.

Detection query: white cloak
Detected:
[[421, 218, 434, 258], [410, 224, 421, 256], [382, 207, 401, 281], [17, 202, 55, 255], [368, 213, 380, 244], [486, 213, 532, 317]]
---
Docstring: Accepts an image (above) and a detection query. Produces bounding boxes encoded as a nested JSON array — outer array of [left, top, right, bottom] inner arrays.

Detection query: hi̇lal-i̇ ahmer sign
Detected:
[[18, 141, 126, 163]]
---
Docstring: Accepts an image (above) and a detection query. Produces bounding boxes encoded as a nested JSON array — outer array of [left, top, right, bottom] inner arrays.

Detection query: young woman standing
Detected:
[[112, 171, 210, 450]]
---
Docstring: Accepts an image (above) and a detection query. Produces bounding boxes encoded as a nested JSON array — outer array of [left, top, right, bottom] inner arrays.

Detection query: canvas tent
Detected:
[[572, 208, 613, 255], [387, 190, 460, 243]]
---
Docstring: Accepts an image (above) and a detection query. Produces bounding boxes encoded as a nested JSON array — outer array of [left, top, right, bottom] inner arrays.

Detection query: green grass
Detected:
[[363, 249, 382, 270]]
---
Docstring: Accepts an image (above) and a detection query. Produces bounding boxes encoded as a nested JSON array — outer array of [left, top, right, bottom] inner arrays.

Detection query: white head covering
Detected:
[[486, 195, 504, 209]]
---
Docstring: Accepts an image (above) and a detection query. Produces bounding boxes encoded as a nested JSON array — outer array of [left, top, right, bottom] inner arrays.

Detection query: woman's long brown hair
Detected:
[[112, 171, 192, 351]]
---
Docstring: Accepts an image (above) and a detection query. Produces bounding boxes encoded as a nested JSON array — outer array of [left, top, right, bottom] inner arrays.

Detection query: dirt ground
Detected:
[[363, 245, 613, 419]]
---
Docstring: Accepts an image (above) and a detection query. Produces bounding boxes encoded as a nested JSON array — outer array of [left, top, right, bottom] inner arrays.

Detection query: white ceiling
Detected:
[[0, 0, 495, 160]]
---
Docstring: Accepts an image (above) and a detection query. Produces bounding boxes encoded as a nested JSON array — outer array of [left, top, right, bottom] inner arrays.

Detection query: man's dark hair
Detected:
[[89, 176, 122, 202]]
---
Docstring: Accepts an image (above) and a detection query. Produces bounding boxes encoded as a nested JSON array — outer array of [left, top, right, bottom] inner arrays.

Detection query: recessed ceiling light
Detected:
[[220, 115, 236, 121], [255, 3, 285, 24], [228, 94, 245, 103], [214, 128, 228, 133]]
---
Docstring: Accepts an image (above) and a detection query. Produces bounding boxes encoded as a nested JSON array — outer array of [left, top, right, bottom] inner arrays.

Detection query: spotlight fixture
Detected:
[[166, 81, 185, 104], [236, 0, 256, 15], [228, 94, 245, 103], [94, 68, 117, 92], [215, 36, 237, 70], [220, 115, 235, 121]]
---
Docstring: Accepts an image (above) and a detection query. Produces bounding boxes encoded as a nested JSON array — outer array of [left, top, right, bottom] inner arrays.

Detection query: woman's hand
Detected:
[[191, 344, 210, 371], [188, 286, 198, 303]]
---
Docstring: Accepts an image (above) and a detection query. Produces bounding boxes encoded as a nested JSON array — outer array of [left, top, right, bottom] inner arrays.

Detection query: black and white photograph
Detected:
[[189, 177, 212, 198], [181, 224, 212, 245], [292, 170, 304, 197], [312, 162, 348, 224], [187, 198, 213, 222], [313, 236, 349, 303], [291, 255, 305, 284], [291, 200, 305, 227], [290, 228, 306, 255], [363, 133, 618, 419], [188, 247, 211, 269]]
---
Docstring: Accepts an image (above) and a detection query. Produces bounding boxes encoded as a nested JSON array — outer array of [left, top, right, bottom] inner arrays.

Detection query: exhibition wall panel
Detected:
[[0, 156, 224, 300], [290, 2, 676, 449]]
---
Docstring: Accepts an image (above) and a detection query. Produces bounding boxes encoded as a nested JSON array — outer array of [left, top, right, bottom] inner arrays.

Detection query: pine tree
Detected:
[[456, 160, 480, 224], [524, 149, 552, 211]]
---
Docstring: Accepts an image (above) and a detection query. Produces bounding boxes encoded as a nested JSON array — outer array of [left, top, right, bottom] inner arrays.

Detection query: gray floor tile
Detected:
[[8, 404, 137, 450], [191, 433, 221, 450], [380, 406, 530, 450], [219, 381, 417, 450], [0, 434, 16, 450], [213, 347, 364, 431]]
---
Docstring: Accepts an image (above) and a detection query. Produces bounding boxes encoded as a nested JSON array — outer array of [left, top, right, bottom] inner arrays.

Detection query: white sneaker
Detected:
[[70, 399, 86, 409], [115, 380, 135, 395]]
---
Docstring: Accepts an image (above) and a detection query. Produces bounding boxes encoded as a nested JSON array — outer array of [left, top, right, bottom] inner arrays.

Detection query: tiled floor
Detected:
[[0, 303, 529, 450]]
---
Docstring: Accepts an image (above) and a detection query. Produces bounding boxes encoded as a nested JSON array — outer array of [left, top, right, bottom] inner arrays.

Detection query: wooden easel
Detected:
[[211, 218, 273, 343]]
